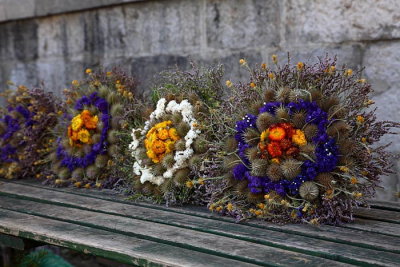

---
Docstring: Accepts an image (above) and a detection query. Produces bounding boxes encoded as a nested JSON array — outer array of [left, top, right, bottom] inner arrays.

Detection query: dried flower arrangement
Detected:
[[127, 64, 225, 205], [48, 68, 140, 188], [0, 84, 62, 179], [209, 56, 399, 225]]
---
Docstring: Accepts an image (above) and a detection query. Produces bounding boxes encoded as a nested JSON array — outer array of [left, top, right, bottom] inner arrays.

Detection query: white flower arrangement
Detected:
[[129, 98, 201, 186]]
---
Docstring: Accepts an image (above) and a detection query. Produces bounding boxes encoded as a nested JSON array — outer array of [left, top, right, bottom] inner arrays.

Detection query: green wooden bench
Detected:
[[0, 179, 399, 267]]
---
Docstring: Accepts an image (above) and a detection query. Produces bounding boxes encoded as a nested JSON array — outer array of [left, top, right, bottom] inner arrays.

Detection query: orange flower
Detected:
[[157, 128, 170, 140], [269, 127, 286, 141], [267, 142, 283, 158], [85, 115, 98, 129], [151, 140, 166, 154]]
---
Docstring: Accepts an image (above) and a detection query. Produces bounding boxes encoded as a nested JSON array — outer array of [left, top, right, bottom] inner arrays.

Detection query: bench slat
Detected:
[[0, 195, 354, 267], [354, 208, 400, 224], [370, 201, 400, 212], [1, 181, 399, 254], [0, 208, 259, 267]]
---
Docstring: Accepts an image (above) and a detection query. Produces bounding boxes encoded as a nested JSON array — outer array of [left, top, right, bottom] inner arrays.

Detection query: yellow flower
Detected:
[[74, 181, 82, 187], [72, 80, 79, 86], [361, 137, 367, 143], [168, 128, 180, 141], [271, 158, 280, 164], [226, 203, 233, 212], [71, 115, 83, 131], [356, 115, 364, 124], [339, 166, 350, 172], [186, 181, 194, 188], [225, 80, 233, 88], [250, 82, 256, 88], [297, 62, 304, 71], [198, 178, 205, 185], [77, 129, 91, 144], [85, 68, 92, 74], [353, 192, 363, 198], [292, 129, 307, 146], [261, 63, 267, 70], [151, 140, 166, 154], [260, 129, 269, 142], [329, 66, 336, 73], [350, 177, 358, 184], [358, 79, 366, 83], [106, 71, 112, 76], [344, 69, 353, 76], [255, 210, 263, 216], [84, 183, 91, 189], [257, 203, 265, 209], [157, 128, 170, 140], [216, 206, 223, 212], [272, 54, 278, 64], [264, 194, 271, 200], [268, 72, 276, 79], [239, 59, 246, 65]]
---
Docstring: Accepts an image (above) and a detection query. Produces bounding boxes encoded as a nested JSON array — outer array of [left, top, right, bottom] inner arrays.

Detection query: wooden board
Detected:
[[0, 208, 262, 267], [0, 181, 399, 266]]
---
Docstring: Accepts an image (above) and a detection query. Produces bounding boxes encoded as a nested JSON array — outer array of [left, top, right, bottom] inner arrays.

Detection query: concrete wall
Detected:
[[0, 0, 399, 200]]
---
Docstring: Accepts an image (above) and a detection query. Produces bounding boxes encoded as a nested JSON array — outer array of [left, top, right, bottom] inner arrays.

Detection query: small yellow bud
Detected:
[[344, 69, 353, 76], [106, 71, 112, 76], [198, 178, 205, 185], [216, 206, 223, 212], [239, 58, 246, 65], [356, 115, 365, 124], [329, 66, 336, 73], [361, 137, 367, 143], [255, 209, 263, 216], [85, 68, 92, 74], [261, 63, 267, 70], [226, 203, 233, 212], [358, 79, 366, 83], [271, 158, 280, 164], [296, 62, 304, 71], [225, 80, 233, 88], [74, 182, 82, 188], [250, 82, 256, 88], [186, 181, 194, 188], [257, 203, 265, 209], [339, 166, 350, 172], [272, 54, 278, 64], [264, 194, 271, 200], [268, 72, 276, 79], [72, 80, 79, 86], [95, 182, 102, 188], [350, 177, 358, 184], [84, 183, 91, 189]]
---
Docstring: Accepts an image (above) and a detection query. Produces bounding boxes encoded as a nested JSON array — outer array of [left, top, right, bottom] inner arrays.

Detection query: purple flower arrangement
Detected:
[[56, 92, 110, 171], [0, 86, 62, 179], [209, 57, 399, 225]]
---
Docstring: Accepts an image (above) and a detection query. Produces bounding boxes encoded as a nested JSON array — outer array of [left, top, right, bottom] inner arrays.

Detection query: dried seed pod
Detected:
[[107, 92, 119, 105], [267, 163, 284, 181], [173, 168, 190, 185], [256, 112, 276, 132], [71, 168, 84, 180], [251, 159, 269, 177], [57, 168, 71, 180], [224, 137, 238, 153], [95, 154, 109, 168], [245, 147, 259, 161], [299, 181, 319, 201], [86, 165, 100, 179], [188, 155, 202, 169], [292, 110, 306, 129], [304, 124, 318, 141], [234, 180, 249, 194], [299, 143, 316, 160], [275, 87, 291, 103], [247, 192, 264, 203], [162, 153, 175, 169], [320, 96, 340, 112], [174, 139, 186, 151], [152, 164, 166, 176], [309, 89, 322, 102], [275, 106, 290, 122], [264, 89, 276, 102], [327, 121, 350, 139], [110, 103, 123, 116], [315, 173, 334, 189], [193, 137, 208, 154], [107, 130, 119, 144], [176, 121, 190, 137], [224, 155, 240, 170], [244, 128, 260, 146], [281, 159, 302, 179], [250, 101, 264, 115]]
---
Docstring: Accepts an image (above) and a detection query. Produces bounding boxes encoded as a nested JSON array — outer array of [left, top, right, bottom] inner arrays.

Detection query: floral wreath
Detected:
[[0, 86, 61, 179], [56, 92, 109, 171], [211, 57, 399, 224], [129, 97, 202, 195], [51, 69, 136, 188]]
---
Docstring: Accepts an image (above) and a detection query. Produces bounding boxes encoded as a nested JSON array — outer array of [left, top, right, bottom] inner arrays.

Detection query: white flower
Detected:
[[128, 98, 201, 186]]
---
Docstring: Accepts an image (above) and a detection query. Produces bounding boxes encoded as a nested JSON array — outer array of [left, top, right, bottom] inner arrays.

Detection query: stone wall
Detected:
[[0, 0, 399, 200]]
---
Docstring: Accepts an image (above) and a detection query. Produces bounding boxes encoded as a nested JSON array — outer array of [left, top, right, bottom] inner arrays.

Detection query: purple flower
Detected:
[[233, 164, 247, 180]]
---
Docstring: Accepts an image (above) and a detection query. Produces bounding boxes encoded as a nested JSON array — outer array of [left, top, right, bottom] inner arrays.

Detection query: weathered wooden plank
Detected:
[[0, 196, 353, 267], [341, 219, 400, 238], [0, 208, 260, 267], [354, 208, 400, 224], [370, 201, 400, 212], [1, 181, 399, 256]]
